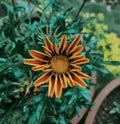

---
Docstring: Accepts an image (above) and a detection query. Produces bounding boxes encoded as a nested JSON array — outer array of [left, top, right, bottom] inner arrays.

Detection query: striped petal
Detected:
[[72, 58, 89, 65], [53, 43, 59, 55], [71, 72, 87, 88], [68, 45, 84, 57], [55, 74, 62, 98], [29, 50, 48, 62], [70, 55, 89, 64], [59, 35, 67, 53], [62, 44, 70, 54], [48, 75, 55, 97], [45, 36, 54, 52], [42, 65, 52, 72], [72, 70, 91, 80], [34, 72, 51, 86], [66, 35, 81, 54], [43, 46, 52, 56], [24, 59, 43, 66], [60, 74, 67, 88], [32, 66, 43, 71], [67, 73, 75, 87], [70, 64, 82, 71], [32, 64, 52, 72], [69, 55, 85, 60]]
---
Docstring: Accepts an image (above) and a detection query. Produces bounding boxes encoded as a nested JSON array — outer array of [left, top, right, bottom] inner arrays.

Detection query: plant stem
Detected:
[[10, 0, 16, 42], [76, 0, 87, 18], [11, 0, 16, 11]]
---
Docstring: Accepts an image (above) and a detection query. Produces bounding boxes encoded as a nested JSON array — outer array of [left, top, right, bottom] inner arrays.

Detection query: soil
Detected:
[[93, 86, 120, 124]]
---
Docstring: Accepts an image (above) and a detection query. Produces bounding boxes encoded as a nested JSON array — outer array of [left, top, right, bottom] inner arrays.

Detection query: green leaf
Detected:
[[0, 108, 5, 114], [13, 67, 24, 79], [68, 95, 77, 106], [103, 61, 120, 66], [64, 7, 74, 16], [75, 105, 81, 117], [0, 58, 7, 63], [36, 103, 44, 120], [64, 89, 73, 96], [4, 96, 12, 103], [93, 64, 109, 74], [80, 88, 91, 101], [59, 116, 66, 124], [0, 63, 11, 73], [23, 105, 29, 119], [44, 114, 57, 123], [28, 96, 47, 124], [30, 95, 43, 104], [54, 98, 62, 103], [4, 42, 16, 54]]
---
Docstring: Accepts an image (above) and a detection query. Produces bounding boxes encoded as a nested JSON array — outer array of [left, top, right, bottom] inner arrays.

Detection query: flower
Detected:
[[24, 35, 90, 98]]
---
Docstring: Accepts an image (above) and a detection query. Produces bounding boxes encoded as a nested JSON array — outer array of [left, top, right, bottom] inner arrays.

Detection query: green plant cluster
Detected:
[[82, 11, 120, 77], [83, 2, 120, 37], [0, 0, 107, 124]]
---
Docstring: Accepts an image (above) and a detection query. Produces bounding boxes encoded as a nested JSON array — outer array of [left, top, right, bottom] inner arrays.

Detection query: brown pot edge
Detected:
[[84, 78, 120, 124]]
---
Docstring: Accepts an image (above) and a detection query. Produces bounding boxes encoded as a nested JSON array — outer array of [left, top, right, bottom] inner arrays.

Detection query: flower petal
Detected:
[[70, 64, 82, 71], [48, 75, 55, 97], [70, 55, 89, 64], [24, 59, 43, 66], [69, 55, 85, 60], [42, 65, 52, 72], [32, 64, 52, 72], [68, 45, 84, 56], [67, 73, 75, 87], [60, 74, 67, 88], [72, 58, 89, 65], [29, 50, 48, 62], [59, 35, 67, 53], [53, 43, 59, 55], [32, 66, 43, 71], [71, 72, 87, 88], [45, 36, 54, 52], [61, 44, 70, 54], [43, 46, 52, 57], [34, 72, 51, 86], [55, 74, 62, 98], [72, 70, 91, 80], [66, 35, 81, 54]]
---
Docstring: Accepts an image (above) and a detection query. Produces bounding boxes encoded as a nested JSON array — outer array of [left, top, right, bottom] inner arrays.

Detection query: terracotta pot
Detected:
[[70, 71, 97, 124], [84, 78, 120, 124]]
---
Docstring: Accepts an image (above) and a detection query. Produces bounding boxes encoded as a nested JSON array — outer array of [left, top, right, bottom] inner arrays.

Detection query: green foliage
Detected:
[[83, 2, 120, 37], [82, 12, 120, 79], [110, 102, 120, 114], [0, 0, 107, 124]]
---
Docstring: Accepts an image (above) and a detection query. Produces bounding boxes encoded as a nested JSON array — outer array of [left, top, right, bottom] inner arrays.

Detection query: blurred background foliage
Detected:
[[0, 0, 120, 124], [82, 12, 120, 85]]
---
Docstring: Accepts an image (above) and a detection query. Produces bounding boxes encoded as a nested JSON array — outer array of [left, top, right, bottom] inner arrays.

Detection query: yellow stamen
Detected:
[[51, 55, 69, 73]]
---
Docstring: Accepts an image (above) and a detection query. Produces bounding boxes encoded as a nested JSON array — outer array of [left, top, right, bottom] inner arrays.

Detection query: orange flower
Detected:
[[24, 35, 90, 98]]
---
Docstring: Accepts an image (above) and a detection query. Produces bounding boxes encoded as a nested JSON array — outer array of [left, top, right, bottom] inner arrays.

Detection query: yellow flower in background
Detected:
[[83, 12, 95, 19], [103, 33, 120, 61], [82, 12, 120, 77], [97, 13, 104, 21], [24, 35, 90, 98], [98, 33, 120, 76], [83, 13, 90, 19], [90, 13, 95, 17], [103, 25, 108, 31]]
